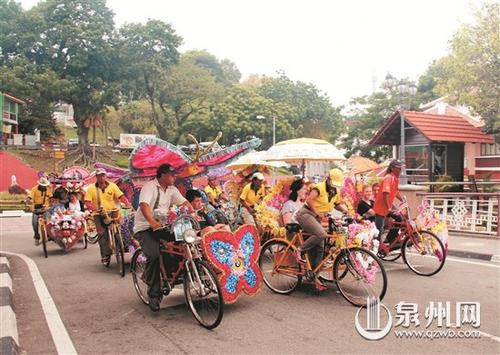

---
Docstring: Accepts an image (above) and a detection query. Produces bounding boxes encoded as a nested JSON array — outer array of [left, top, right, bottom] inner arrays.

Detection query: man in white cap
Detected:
[[239, 172, 266, 225], [84, 168, 131, 264], [27, 176, 53, 245]]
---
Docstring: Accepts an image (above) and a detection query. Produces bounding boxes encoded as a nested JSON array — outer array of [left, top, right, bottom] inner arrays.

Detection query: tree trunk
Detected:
[[73, 105, 89, 146]]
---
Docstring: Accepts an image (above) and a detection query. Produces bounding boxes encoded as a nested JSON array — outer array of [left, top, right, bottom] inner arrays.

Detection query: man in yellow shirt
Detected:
[[239, 172, 266, 225], [295, 168, 349, 291], [27, 177, 52, 245], [84, 168, 131, 264], [204, 175, 227, 207]]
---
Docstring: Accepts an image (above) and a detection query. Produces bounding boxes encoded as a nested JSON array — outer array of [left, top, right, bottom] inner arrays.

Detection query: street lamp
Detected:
[[383, 74, 418, 184], [256, 115, 276, 146]]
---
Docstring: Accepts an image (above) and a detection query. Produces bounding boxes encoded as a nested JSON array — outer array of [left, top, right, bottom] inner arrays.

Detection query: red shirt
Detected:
[[373, 172, 399, 216]]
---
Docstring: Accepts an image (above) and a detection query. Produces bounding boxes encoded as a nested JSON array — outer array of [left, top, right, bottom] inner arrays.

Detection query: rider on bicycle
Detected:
[[27, 176, 52, 245], [373, 159, 405, 246], [84, 169, 131, 265], [295, 168, 350, 291], [133, 164, 192, 312]]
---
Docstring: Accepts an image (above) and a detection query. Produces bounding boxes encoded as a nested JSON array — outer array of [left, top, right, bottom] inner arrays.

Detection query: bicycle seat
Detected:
[[285, 223, 302, 233]]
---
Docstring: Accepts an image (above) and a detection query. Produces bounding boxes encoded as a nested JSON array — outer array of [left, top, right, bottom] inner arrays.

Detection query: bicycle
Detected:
[[89, 208, 127, 277], [130, 215, 224, 329], [34, 209, 49, 258], [377, 203, 446, 277], [259, 216, 387, 307]]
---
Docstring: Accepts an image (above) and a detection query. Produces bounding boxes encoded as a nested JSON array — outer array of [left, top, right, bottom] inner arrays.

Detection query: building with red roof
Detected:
[[369, 110, 496, 185]]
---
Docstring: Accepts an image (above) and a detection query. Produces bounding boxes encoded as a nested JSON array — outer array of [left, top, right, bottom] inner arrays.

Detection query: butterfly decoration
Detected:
[[202, 225, 262, 303], [128, 133, 261, 179]]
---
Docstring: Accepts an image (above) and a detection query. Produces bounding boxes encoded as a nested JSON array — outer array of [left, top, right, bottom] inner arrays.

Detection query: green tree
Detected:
[[432, 2, 499, 139], [256, 73, 344, 143], [342, 76, 420, 161], [183, 50, 241, 85], [0, 0, 64, 138], [24, 0, 120, 153], [117, 19, 182, 140]]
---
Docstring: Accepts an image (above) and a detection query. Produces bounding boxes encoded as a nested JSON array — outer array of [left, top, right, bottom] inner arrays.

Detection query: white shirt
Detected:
[[133, 179, 187, 233], [280, 200, 303, 224]]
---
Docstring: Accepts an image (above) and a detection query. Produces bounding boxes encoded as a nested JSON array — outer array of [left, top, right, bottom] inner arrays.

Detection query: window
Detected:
[[431, 144, 447, 175], [480, 143, 500, 156], [405, 145, 429, 173], [3, 99, 18, 122]]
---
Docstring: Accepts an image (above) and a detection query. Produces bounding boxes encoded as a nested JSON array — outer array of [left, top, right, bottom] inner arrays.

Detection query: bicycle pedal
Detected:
[[162, 285, 171, 296]]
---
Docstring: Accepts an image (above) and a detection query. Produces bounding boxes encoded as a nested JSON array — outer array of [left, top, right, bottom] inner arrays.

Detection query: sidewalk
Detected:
[[447, 232, 500, 262]]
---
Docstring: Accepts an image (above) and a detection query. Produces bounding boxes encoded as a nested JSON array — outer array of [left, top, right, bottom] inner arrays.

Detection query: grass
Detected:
[[7, 148, 131, 174], [0, 192, 28, 211], [0, 192, 27, 200]]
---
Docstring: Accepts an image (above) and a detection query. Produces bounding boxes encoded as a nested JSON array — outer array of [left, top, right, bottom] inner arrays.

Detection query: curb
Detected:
[[447, 249, 500, 263], [0, 256, 19, 355], [0, 211, 31, 218]]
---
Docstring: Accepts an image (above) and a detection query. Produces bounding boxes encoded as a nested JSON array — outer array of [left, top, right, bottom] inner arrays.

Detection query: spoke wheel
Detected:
[[184, 260, 224, 329], [334, 247, 387, 307], [259, 240, 302, 294], [402, 231, 446, 276], [114, 226, 126, 277], [38, 220, 48, 258], [131, 248, 149, 305]]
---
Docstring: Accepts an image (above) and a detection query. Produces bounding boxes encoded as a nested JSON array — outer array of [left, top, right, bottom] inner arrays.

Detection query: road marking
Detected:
[[445, 256, 500, 269], [1, 251, 77, 355], [479, 331, 500, 343]]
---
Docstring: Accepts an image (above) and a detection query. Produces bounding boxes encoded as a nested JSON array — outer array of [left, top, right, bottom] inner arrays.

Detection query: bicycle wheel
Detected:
[[402, 230, 446, 276], [334, 247, 387, 307], [259, 240, 302, 294], [82, 233, 88, 249], [39, 221, 48, 258], [131, 248, 149, 305], [114, 225, 126, 277], [183, 259, 224, 329], [85, 219, 100, 244]]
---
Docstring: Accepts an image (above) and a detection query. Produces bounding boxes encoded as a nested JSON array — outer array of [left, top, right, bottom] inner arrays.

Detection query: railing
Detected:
[[417, 192, 500, 236]]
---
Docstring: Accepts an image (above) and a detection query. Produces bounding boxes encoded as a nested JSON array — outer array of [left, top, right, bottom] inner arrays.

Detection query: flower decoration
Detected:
[[345, 221, 380, 284], [254, 178, 294, 239], [415, 201, 449, 252], [202, 225, 263, 303], [341, 177, 359, 216], [47, 209, 86, 251]]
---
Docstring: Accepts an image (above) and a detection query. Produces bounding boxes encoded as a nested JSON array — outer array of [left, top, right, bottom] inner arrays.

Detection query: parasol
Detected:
[[226, 151, 288, 170], [346, 155, 380, 174], [264, 138, 345, 176], [264, 138, 345, 161]]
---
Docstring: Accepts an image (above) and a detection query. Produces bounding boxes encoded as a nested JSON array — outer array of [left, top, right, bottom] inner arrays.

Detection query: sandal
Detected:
[[101, 255, 111, 265], [314, 278, 328, 291]]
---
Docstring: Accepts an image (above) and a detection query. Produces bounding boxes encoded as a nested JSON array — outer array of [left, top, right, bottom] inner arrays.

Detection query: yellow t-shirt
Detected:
[[310, 181, 341, 214], [29, 186, 53, 209], [239, 183, 266, 207], [204, 185, 223, 203], [84, 182, 123, 211]]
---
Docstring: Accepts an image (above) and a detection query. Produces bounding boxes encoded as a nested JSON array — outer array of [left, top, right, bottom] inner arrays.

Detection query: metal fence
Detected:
[[417, 192, 500, 236]]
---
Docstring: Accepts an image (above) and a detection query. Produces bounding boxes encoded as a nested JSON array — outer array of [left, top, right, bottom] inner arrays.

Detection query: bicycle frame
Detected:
[[158, 238, 211, 297], [272, 230, 347, 277]]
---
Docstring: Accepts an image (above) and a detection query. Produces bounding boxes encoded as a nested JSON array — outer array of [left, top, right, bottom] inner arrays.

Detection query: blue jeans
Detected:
[[32, 213, 40, 239]]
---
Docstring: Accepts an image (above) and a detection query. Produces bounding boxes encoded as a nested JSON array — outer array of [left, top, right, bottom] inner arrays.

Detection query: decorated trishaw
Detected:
[[116, 133, 265, 304], [36, 167, 90, 257]]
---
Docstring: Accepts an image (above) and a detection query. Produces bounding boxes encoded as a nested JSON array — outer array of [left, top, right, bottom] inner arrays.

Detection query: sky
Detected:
[[18, 0, 482, 106]]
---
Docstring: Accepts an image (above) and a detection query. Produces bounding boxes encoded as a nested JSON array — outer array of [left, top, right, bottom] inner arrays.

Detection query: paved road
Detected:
[[1, 216, 499, 354]]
